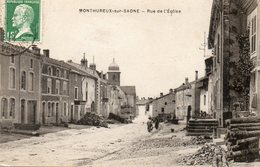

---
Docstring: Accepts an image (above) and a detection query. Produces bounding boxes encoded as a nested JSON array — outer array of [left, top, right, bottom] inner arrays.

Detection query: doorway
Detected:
[[21, 99, 26, 124], [27, 100, 37, 124], [42, 102, 46, 124]]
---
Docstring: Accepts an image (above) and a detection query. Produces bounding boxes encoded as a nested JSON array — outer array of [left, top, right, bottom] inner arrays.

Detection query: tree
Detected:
[[231, 31, 253, 111]]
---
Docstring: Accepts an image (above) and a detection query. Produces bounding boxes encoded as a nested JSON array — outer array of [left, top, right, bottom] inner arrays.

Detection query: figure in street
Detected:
[[147, 117, 153, 132], [154, 116, 160, 130]]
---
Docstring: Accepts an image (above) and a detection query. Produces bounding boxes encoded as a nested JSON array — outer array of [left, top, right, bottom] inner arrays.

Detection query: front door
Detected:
[[56, 103, 59, 124], [70, 105, 74, 122], [21, 100, 26, 124], [42, 103, 46, 124], [27, 101, 37, 124]]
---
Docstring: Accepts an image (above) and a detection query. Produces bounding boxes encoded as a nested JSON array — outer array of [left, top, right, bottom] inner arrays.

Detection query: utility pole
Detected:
[[199, 32, 207, 57]]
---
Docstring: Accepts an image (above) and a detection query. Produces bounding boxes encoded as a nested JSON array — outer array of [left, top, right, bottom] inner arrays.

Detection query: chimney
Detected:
[[80, 56, 88, 68], [185, 77, 189, 84], [31, 45, 40, 55], [43, 49, 50, 58], [160, 92, 163, 97], [89, 63, 96, 71], [169, 88, 173, 93], [0, 27, 4, 42], [195, 71, 198, 80]]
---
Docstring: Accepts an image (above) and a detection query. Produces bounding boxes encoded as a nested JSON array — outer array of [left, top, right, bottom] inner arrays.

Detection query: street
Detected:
[[0, 116, 201, 167]]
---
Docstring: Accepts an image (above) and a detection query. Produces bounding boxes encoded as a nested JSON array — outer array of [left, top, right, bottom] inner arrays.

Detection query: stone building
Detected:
[[240, 0, 260, 116], [106, 59, 136, 119], [120, 86, 137, 117], [0, 42, 41, 124], [41, 50, 70, 124], [148, 90, 175, 119], [66, 58, 98, 122], [208, 0, 244, 126], [174, 78, 192, 120]]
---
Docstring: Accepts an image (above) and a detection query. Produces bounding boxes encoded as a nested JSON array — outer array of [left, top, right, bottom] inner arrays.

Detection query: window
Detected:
[[21, 71, 26, 90], [47, 78, 52, 94], [204, 95, 206, 106], [251, 16, 257, 53], [113, 75, 116, 81], [29, 72, 34, 91], [75, 74, 78, 81], [48, 67, 52, 76], [9, 98, 15, 118], [9, 67, 15, 89], [64, 70, 67, 79], [161, 108, 164, 113], [10, 55, 15, 64], [56, 80, 60, 94], [165, 102, 167, 105], [248, 9, 257, 56], [1, 98, 8, 119], [74, 87, 78, 99], [56, 69, 60, 77], [30, 59, 33, 69], [63, 81, 68, 94]]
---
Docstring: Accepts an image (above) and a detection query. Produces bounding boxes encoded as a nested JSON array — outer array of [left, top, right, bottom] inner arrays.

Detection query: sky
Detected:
[[0, 0, 213, 98]]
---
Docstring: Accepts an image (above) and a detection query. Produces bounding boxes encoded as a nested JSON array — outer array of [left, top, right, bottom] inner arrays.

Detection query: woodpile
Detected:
[[178, 143, 228, 166], [77, 112, 108, 128], [186, 119, 218, 137], [225, 117, 260, 162]]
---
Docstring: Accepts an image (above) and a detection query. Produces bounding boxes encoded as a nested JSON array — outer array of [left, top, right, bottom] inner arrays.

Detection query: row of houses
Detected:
[[137, 0, 260, 129], [137, 71, 209, 123], [0, 34, 136, 125]]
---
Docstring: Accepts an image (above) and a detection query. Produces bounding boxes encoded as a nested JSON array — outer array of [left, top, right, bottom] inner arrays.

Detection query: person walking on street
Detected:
[[147, 117, 153, 132], [154, 116, 160, 130]]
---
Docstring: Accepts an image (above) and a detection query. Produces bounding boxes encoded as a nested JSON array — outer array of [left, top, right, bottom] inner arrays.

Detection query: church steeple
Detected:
[[108, 58, 121, 86]]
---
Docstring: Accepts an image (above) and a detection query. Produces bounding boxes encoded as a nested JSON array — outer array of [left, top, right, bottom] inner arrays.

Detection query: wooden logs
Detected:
[[225, 117, 260, 162]]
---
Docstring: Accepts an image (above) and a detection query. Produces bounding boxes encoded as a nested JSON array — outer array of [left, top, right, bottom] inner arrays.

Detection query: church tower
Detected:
[[108, 58, 121, 86]]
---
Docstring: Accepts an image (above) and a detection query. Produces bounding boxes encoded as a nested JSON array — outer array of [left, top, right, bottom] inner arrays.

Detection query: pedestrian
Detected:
[[154, 116, 159, 130], [147, 117, 153, 132]]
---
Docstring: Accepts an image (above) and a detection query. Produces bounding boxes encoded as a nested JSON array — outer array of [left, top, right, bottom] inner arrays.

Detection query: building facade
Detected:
[[0, 42, 41, 124], [41, 51, 70, 124], [149, 90, 176, 119], [208, 0, 244, 126], [174, 78, 192, 120], [240, 0, 260, 116], [67, 59, 98, 122]]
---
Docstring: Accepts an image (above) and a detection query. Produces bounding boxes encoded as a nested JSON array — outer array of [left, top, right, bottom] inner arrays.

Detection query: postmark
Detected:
[[5, 0, 41, 42]]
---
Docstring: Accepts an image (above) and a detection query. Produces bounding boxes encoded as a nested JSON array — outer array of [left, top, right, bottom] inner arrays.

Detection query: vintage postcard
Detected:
[[0, 0, 260, 167]]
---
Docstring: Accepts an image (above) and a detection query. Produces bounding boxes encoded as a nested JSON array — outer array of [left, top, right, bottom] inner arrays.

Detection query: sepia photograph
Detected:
[[0, 0, 260, 166]]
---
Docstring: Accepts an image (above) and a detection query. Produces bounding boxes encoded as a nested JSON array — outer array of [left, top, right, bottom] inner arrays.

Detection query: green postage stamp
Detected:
[[5, 0, 41, 42]]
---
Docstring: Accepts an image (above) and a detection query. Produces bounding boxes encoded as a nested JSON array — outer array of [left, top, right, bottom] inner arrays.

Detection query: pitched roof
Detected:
[[66, 61, 99, 79], [136, 99, 150, 105], [120, 86, 136, 95]]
